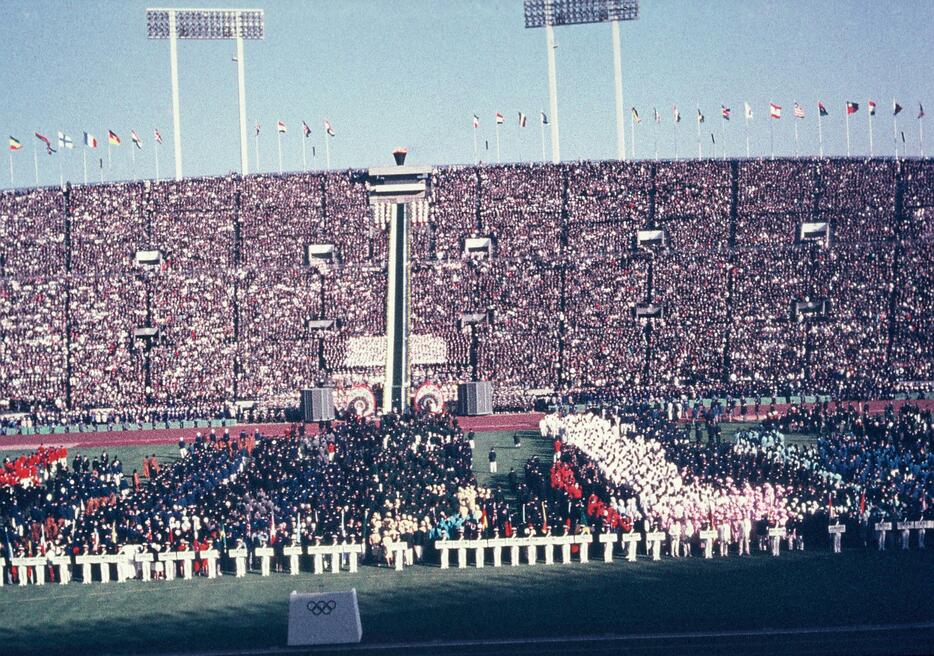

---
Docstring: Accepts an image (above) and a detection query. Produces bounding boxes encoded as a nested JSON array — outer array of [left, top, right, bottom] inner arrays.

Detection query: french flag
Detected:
[[84, 132, 98, 149]]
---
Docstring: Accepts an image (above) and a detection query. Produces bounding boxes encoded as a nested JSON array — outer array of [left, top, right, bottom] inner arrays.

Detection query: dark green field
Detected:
[[1, 429, 932, 656]]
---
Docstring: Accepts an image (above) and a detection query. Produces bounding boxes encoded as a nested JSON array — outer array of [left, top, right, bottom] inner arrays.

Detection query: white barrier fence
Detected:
[[2, 521, 930, 587]]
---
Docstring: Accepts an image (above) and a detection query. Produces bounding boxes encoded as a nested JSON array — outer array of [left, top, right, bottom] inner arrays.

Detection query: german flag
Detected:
[[9, 136, 23, 151], [108, 130, 121, 146]]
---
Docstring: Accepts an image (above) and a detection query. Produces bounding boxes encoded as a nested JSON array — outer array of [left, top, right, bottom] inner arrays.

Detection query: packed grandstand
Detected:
[[0, 156, 932, 580], [1, 158, 932, 429]]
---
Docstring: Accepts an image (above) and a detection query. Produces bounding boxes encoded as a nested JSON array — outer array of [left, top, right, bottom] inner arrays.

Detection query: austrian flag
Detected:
[[769, 103, 782, 119]]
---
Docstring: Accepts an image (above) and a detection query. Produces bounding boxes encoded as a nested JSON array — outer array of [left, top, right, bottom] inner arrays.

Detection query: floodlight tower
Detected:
[[523, 0, 639, 162], [146, 8, 264, 180]]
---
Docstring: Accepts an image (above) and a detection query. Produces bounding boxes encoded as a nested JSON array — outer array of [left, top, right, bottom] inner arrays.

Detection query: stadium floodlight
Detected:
[[524, 0, 639, 162], [147, 8, 265, 180]]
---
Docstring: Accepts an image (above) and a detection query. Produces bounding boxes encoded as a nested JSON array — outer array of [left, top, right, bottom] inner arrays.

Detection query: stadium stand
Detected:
[[0, 158, 932, 426]]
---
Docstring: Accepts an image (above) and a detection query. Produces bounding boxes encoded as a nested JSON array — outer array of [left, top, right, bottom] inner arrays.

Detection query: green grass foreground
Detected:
[[0, 548, 932, 655], [1, 428, 931, 655]]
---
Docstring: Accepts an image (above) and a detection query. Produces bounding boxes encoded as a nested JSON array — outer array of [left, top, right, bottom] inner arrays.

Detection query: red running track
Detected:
[[0, 413, 545, 451], [3, 401, 931, 451]]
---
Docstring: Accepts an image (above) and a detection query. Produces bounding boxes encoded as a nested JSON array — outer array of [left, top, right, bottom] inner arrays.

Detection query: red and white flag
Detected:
[[276, 120, 287, 133], [472, 114, 479, 129], [153, 129, 163, 144], [769, 103, 782, 119], [302, 120, 311, 138], [495, 112, 505, 125], [868, 100, 877, 116], [324, 120, 335, 137]]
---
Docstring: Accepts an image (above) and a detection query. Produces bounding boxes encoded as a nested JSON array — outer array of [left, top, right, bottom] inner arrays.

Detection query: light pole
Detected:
[[146, 8, 264, 180], [524, 0, 639, 163]]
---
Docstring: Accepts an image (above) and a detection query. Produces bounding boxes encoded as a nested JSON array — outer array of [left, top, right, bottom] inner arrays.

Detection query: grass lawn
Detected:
[[0, 429, 931, 655]]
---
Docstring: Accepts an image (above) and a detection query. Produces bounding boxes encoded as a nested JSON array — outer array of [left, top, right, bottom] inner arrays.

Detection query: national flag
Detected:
[[721, 105, 730, 120], [697, 108, 705, 123], [84, 132, 98, 148], [35, 132, 55, 154], [868, 100, 877, 116], [57, 132, 74, 149], [324, 120, 335, 137], [518, 112, 527, 127], [631, 107, 641, 123], [769, 103, 782, 119], [793, 103, 805, 119], [108, 130, 121, 146], [9, 136, 23, 151], [673, 105, 681, 123], [818, 102, 829, 117], [302, 120, 311, 138], [919, 103, 926, 120], [276, 120, 286, 133], [495, 112, 505, 125], [893, 101, 903, 116], [846, 101, 859, 115], [541, 111, 549, 125], [153, 129, 163, 145], [653, 107, 660, 124], [472, 114, 480, 129], [744, 102, 753, 120], [255, 122, 261, 137], [131, 130, 142, 149]]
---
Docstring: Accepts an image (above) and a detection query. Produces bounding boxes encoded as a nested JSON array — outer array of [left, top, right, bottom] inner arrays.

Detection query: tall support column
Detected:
[[168, 11, 183, 181], [611, 20, 626, 161], [545, 21, 560, 163], [383, 202, 410, 413], [235, 15, 249, 175]]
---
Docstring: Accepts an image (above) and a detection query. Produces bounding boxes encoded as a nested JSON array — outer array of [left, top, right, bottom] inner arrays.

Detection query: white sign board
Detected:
[[288, 589, 362, 646]]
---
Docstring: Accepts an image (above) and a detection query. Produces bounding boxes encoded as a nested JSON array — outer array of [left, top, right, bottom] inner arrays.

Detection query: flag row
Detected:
[[470, 101, 925, 128], [9, 119, 340, 154]]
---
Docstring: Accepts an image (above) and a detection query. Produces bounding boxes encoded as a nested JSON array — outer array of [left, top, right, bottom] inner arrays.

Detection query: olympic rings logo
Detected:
[[306, 600, 337, 616]]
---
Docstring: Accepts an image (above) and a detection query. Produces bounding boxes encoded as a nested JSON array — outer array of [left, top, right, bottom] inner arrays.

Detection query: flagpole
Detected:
[[254, 127, 260, 171], [301, 135, 307, 171], [721, 114, 726, 161], [33, 142, 39, 187], [893, 98, 898, 160], [82, 149, 88, 185], [475, 126, 481, 164], [107, 141, 112, 173], [696, 102, 701, 159], [769, 118, 775, 160], [845, 102, 851, 157], [540, 119, 545, 162], [496, 123, 501, 164], [58, 154, 64, 189], [794, 119, 800, 158], [674, 116, 679, 161], [276, 130, 283, 174], [154, 140, 160, 183], [654, 117, 659, 162], [818, 109, 824, 158], [868, 106, 874, 157], [744, 110, 750, 158], [920, 112, 925, 158], [630, 112, 636, 160], [325, 133, 331, 170], [8, 152, 13, 188]]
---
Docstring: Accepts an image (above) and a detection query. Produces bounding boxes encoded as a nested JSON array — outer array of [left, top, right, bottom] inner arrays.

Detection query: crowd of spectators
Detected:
[[0, 158, 931, 424]]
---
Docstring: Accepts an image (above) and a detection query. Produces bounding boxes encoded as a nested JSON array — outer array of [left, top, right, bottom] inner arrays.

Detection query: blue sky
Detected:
[[2, 0, 932, 187]]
